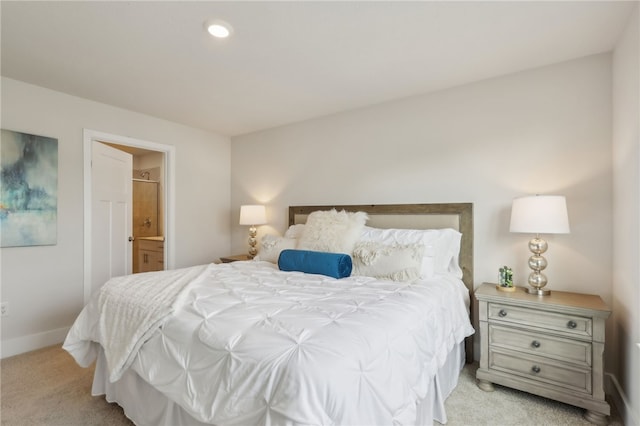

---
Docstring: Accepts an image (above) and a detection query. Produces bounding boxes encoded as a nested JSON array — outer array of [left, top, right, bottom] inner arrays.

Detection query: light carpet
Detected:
[[1, 345, 623, 425]]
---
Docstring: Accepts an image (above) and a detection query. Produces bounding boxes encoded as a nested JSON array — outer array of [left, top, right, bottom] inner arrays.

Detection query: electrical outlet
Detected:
[[1, 302, 8, 317]]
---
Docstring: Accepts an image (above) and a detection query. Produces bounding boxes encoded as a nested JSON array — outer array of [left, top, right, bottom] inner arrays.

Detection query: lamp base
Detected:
[[526, 287, 551, 296], [526, 236, 551, 296], [247, 225, 258, 258]]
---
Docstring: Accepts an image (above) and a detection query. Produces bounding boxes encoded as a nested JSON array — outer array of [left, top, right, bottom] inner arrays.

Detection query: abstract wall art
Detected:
[[1, 129, 58, 247]]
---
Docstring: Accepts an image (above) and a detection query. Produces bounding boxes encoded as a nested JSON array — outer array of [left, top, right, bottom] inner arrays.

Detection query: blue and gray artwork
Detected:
[[1, 129, 58, 247]]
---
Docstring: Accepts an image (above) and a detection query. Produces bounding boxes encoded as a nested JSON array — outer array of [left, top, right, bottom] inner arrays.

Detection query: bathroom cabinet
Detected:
[[135, 238, 164, 273]]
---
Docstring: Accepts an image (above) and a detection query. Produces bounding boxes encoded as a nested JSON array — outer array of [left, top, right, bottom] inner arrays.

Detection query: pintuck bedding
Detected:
[[64, 260, 474, 426]]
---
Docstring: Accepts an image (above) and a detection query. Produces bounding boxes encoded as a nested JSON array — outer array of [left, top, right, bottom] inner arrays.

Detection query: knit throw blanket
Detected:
[[97, 264, 209, 382]]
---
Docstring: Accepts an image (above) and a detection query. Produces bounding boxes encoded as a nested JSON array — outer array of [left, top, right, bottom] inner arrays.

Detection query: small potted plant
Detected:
[[497, 266, 516, 292]]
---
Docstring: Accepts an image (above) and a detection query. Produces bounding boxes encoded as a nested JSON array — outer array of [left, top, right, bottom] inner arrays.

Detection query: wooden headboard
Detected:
[[289, 203, 474, 363]]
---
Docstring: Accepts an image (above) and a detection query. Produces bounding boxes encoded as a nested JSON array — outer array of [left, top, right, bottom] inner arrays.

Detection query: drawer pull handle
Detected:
[[531, 340, 541, 348], [567, 320, 577, 329], [531, 365, 541, 374], [498, 309, 507, 317]]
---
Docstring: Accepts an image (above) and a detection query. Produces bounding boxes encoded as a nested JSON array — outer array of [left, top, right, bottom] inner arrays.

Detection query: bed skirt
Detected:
[[93, 342, 465, 426]]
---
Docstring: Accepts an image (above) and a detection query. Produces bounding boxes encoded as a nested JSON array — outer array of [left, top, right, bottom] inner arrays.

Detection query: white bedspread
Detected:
[[63, 264, 208, 381], [65, 261, 474, 425]]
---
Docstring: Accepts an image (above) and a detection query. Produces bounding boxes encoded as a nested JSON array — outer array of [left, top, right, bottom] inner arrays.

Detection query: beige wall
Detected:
[[0, 77, 231, 357], [612, 4, 640, 425]]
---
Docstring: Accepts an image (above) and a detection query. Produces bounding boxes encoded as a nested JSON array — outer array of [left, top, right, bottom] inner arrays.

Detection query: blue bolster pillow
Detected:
[[277, 249, 352, 279]]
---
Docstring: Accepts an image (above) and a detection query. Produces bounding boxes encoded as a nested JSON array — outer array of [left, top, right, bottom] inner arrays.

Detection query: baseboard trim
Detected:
[[1, 327, 69, 359], [606, 372, 639, 426]]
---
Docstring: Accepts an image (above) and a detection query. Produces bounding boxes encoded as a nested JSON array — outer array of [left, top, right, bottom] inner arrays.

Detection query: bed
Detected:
[[64, 203, 475, 426]]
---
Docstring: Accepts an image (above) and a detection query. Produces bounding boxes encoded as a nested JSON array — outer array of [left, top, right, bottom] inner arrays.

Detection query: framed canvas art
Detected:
[[1, 129, 58, 247]]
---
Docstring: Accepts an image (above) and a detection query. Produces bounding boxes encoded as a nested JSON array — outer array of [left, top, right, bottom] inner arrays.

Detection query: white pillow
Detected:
[[360, 227, 430, 248], [297, 209, 368, 254], [284, 224, 305, 239], [255, 234, 297, 263], [428, 228, 462, 278], [352, 241, 424, 282], [358, 226, 462, 278]]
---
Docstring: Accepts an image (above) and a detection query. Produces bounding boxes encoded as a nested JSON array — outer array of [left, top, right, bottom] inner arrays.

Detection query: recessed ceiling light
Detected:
[[205, 20, 232, 38]]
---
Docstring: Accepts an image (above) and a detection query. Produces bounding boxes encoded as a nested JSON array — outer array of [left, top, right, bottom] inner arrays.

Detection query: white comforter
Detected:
[[65, 261, 474, 425], [64, 264, 209, 382]]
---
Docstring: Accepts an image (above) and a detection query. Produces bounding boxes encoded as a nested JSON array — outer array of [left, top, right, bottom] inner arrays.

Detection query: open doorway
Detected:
[[104, 143, 165, 274], [83, 129, 175, 303]]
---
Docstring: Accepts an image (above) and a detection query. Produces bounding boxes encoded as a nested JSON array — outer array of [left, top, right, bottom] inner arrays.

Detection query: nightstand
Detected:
[[219, 254, 252, 263], [475, 283, 611, 425]]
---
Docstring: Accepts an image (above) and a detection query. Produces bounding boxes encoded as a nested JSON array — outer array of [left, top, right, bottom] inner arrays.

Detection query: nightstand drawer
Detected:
[[490, 349, 592, 394], [488, 303, 592, 339], [489, 324, 592, 366]]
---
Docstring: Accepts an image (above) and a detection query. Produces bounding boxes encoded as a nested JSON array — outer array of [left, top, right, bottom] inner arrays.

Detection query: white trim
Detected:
[[1, 327, 70, 359], [606, 372, 640, 426], [83, 129, 176, 304]]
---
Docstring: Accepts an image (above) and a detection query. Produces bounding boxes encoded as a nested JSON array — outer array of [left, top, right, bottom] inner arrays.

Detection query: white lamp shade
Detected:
[[239, 205, 267, 225], [510, 195, 570, 234]]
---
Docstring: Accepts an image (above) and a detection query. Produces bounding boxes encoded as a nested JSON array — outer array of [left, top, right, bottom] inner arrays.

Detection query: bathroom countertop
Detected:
[[137, 236, 165, 242]]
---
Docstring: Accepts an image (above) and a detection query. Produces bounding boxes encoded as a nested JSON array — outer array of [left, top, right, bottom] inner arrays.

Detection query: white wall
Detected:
[[612, 4, 640, 425], [0, 78, 231, 357], [232, 53, 612, 296], [231, 53, 613, 357]]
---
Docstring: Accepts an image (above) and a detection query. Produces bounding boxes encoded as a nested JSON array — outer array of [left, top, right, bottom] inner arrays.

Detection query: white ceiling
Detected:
[[1, 1, 636, 137]]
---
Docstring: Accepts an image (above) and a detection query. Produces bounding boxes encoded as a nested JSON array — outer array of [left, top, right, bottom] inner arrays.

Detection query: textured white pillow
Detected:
[[358, 226, 462, 278], [352, 241, 424, 282], [255, 235, 297, 263], [284, 224, 305, 239], [297, 210, 368, 254]]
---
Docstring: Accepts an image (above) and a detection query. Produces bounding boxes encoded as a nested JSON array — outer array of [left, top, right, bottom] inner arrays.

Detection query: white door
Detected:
[[91, 141, 132, 296]]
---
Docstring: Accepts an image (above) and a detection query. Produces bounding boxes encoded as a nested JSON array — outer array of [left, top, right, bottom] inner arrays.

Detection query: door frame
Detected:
[[83, 129, 176, 303]]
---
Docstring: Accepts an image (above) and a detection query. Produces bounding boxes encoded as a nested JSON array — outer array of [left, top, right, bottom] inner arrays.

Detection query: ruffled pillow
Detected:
[[352, 241, 424, 282], [358, 226, 462, 278]]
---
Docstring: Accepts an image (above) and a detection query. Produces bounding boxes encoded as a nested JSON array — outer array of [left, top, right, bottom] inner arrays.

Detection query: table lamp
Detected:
[[239, 205, 267, 258], [509, 195, 570, 295]]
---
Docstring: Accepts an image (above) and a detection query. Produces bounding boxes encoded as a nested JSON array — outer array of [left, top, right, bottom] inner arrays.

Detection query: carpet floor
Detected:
[[0, 345, 623, 425]]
